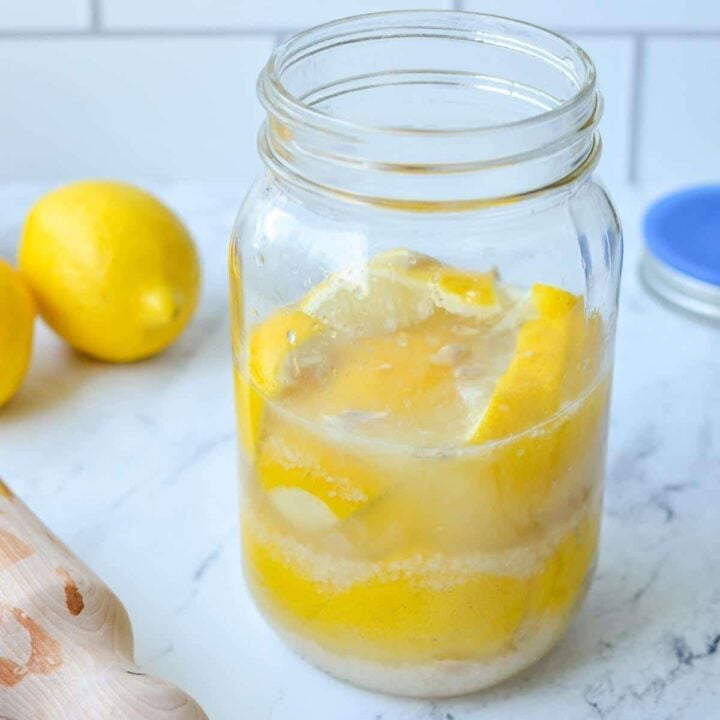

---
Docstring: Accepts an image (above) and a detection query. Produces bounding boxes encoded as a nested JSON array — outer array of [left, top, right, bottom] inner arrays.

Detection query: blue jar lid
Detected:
[[642, 185, 720, 319]]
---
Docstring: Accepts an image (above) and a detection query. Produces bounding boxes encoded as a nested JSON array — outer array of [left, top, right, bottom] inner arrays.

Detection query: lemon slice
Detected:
[[299, 254, 434, 335], [300, 249, 501, 335]]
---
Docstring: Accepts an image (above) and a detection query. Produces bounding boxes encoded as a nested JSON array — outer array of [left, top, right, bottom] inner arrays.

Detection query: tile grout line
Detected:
[[533, 27, 720, 37], [89, 0, 101, 33], [627, 34, 647, 185], [3, 27, 720, 41], [0, 27, 299, 40]]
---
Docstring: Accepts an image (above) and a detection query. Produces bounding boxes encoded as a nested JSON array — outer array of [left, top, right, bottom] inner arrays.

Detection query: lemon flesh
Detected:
[[235, 248, 608, 668], [20, 181, 200, 362], [0, 260, 35, 407]]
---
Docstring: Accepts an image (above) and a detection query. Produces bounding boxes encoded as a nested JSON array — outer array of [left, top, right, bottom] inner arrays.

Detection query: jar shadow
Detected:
[[0, 330, 97, 419], [1, 301, 228, 420]]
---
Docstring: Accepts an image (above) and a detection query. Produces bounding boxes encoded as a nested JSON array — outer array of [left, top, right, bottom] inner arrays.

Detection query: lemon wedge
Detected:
[[235, 308, 325, 459], [467, 284, 582, 443], [248, 308, 326, 397]]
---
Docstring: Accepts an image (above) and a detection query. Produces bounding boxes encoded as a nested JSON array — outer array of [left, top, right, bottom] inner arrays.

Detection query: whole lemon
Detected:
[[19, 182, 200, 362], [0, 260, 35, 407]]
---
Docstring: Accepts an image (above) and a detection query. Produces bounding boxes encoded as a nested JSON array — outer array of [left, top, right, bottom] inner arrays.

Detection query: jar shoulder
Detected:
[[233, 174, 620, 240], [231, 174, 622, 319]]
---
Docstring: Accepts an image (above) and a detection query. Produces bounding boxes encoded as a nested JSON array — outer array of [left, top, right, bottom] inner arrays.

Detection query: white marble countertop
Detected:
[[0, 182, 718, 720]]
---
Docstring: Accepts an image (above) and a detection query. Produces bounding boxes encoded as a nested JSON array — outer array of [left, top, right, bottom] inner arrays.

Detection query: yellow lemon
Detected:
[[0, 260, 35, 407], [19, 181, 200, 362]]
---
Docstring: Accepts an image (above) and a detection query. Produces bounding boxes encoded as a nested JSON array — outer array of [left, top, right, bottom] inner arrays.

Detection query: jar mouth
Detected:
[[261, 10, 596, 139], [258, 10, 601, 207]]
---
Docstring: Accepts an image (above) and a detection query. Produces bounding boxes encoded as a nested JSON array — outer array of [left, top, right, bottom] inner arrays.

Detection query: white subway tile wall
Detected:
[[0, 0, 718, 185], [0, 37, 272, 181], [102, 0, 453, 30], [461, 0, 720, 30], [639, 39, 720, 186], [0, 0, 89, 30]]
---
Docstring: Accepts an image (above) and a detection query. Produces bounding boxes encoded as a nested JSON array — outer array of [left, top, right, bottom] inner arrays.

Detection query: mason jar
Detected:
[[230, 11, 622, 698]]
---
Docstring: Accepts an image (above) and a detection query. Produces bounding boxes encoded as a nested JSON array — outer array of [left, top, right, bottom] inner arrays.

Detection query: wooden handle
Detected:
[[0, 479, 209, 719]]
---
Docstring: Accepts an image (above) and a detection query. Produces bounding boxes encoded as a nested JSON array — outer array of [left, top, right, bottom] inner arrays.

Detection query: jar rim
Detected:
[[260, 10, 597, 140], [258, 10, 602, 207]]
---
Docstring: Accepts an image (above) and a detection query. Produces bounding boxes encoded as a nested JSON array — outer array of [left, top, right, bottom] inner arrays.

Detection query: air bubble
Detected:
[[287, 330, 297, 345]]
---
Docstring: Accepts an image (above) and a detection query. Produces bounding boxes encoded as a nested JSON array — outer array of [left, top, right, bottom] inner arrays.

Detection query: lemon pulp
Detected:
[[232, 249, 609, 692]]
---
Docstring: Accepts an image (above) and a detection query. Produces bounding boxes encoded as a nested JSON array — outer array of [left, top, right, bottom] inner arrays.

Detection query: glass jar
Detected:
[[230, 11, 622, 698]]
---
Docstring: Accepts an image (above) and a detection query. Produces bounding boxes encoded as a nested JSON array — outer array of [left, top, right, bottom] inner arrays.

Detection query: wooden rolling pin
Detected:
[[0, 478, 208, 719]]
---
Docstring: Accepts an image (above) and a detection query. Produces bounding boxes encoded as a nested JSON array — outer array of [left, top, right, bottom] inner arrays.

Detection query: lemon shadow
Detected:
[[0, 331, 104, 420]]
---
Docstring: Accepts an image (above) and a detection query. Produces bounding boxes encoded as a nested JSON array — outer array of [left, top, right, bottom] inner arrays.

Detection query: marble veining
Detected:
[[0, 183, 718, 720]]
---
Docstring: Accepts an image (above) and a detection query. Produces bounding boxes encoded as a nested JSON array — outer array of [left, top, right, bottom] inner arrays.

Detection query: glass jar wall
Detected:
[[230, 11, 622, 697]]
